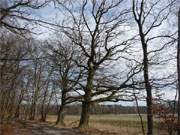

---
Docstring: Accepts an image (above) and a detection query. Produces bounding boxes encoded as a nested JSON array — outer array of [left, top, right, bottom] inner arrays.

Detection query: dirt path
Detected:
[[0, 121, 85, 135], [21, 121, 85, 135]]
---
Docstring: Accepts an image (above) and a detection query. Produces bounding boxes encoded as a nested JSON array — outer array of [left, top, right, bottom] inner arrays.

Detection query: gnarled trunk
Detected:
[[79, 101, 91, 128], [56, 105, 65, 125], [79, 67, 94, 128]]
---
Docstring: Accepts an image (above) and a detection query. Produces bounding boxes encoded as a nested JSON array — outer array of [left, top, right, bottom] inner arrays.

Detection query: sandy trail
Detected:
[[0, 121, 85, 135]]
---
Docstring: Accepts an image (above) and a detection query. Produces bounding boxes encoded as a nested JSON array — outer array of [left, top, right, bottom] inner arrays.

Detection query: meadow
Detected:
[[47, 114, 168, 135]]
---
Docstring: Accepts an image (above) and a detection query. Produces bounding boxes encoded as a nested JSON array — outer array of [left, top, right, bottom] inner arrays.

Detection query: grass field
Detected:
[[47, 114, 168, 135]]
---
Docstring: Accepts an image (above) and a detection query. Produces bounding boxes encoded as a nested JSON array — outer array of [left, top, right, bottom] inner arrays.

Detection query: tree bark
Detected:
[[138, 23, 153, 135], [79, 101, 91, 128], [14, 89, 25, 119], [143, 54, 153, 135], [40, 87, 48, 122], [56, 89, 66, 125], [78, 66, 94, 128], [30, 100, 36, 120], [56, 105, 65, 125], [40, 104, 46, 122]]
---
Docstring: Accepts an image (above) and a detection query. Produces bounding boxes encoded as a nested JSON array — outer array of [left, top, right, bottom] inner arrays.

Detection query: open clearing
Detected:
[[46, 114, 168, 135], [0, 114, 169, 135]]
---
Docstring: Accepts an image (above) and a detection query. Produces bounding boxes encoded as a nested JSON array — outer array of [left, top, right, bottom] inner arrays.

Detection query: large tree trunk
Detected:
[[78, 66, 94, 128], [79, 101, 91, 128], [56, 105, 65, 125]]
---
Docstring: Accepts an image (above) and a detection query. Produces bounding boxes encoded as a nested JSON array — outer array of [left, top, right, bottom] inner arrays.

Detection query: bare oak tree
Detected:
[[45, 36, 83, 125], [56, 0, 140, 128]]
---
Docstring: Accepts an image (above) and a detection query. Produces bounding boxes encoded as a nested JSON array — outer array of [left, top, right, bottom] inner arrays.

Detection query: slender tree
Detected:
[[132, 0, 176, 134]]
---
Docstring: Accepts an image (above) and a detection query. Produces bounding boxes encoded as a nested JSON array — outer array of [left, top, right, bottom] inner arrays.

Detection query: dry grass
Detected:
[[47, 114, 168, 135], [0, 115, 168, 135]]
